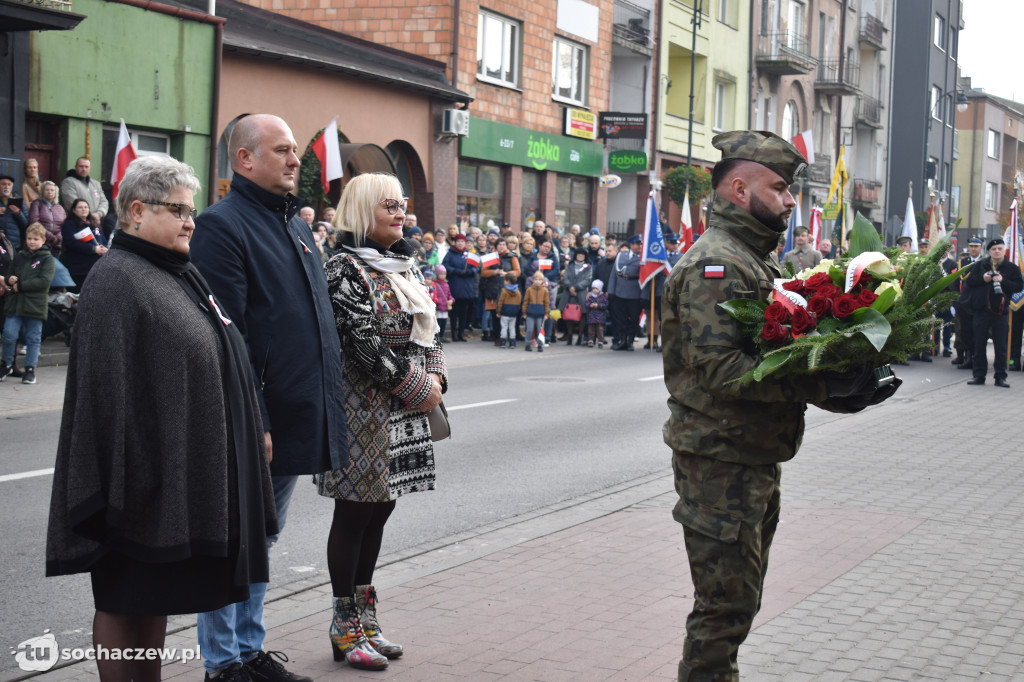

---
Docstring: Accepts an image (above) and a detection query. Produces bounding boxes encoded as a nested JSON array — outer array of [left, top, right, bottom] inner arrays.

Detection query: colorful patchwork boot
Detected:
[[355, 585, 404, 659], [329, 596, 388, 670]]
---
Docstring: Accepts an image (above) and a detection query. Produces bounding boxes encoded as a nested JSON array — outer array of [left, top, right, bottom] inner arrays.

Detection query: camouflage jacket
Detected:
[[661, 197, 829, 465]]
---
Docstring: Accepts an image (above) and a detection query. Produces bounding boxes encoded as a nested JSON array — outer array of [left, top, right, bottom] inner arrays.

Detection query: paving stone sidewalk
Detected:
[[9, 354, 1024, 681]]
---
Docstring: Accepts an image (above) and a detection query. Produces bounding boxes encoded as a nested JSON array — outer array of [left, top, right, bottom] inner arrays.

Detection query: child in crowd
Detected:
[[521, 271, 550, 352], [496, 271, 521, 349], [585, 279, 609, 348], [431, 264, 454, 343], [1, 223, 55, 384]]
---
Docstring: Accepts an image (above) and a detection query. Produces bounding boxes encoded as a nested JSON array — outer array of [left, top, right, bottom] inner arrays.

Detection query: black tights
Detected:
[[92, 611, 166, 682], [327, 499, 396, 597]]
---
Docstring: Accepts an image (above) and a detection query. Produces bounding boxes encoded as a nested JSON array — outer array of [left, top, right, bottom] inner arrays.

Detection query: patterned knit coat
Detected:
[[315, 242, 448, 501]]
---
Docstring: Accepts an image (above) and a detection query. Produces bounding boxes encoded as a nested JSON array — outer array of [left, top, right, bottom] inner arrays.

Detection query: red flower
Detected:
[[759, 320, 790, 344], [803, 272, 833, 291], [764, 301, 790, 323], [815, 284, 842, 301], [791, 307, 817, 336], [857, 289, 879, 307], [833, 294, 861, 319], [782, 279, 806, 295], [806, 295, 832, 318]]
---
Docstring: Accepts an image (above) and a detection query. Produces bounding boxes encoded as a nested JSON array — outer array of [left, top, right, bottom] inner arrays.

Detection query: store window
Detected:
[[552, 37, 588, 106], [554, 175, 591, 233], [458, 162, 505, 231], [522, 170, 541, 229], [477, 10, 521, 88]]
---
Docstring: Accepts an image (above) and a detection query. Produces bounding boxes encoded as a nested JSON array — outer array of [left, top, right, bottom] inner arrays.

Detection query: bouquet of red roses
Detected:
[[721, 236, 969, 384]]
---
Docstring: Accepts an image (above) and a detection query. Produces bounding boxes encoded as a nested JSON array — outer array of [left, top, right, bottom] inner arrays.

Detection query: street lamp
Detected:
[[955, 89, 968, 113]]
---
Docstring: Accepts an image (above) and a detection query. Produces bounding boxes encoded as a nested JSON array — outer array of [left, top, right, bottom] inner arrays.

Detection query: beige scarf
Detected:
[[347, 246, 439, 347]]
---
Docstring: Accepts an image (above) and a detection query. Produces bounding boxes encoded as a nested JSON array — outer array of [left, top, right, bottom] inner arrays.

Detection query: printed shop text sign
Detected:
[[598, 112, 648, 139], [563, 108, 596, 140], [459, 118, 604, 176], [608, 150, 648, 173]]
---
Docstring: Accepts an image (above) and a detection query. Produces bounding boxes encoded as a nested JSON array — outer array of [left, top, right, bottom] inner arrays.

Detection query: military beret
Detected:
[[711, 130, 808, 185], [896, 236, 913, 245], [628, 235, 643, 244], [664, 232, 680, 242], [793, 225, 809, 236], [988, 238, 1005, 250], [968, 237, 984, 245]]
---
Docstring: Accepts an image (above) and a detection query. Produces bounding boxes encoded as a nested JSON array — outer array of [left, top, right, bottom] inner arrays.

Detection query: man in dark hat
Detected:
[[661, 131, 900, 681], [963, 238, 1023, 387], [954, 237, 986, 367], [611, 235, 643, 350], [782, 225, 821, 272]]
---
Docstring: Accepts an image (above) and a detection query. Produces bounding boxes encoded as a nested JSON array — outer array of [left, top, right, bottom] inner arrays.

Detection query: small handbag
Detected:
[[562, 303, 582, 321], [427, 402, 451, 441]]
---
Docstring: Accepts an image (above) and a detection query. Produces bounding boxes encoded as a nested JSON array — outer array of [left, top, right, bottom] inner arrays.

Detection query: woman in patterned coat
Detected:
[[317, 173, 447, 671]]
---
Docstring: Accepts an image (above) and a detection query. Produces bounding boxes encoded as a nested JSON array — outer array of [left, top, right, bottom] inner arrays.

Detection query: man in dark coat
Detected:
[[190, 114, 349, 682], [964, 238, 1024, 387]]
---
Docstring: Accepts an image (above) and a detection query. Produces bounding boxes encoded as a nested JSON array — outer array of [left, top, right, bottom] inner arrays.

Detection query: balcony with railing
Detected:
[[4, 0, 84, 30], [755, 32, 817, 75], [815, 58, 859, 95], [859, 14, 886, 50], [855, 95, 883, 128], [806, 154, 832, 185], [612, 0, 653, 56], [852, 179, 882, 208]]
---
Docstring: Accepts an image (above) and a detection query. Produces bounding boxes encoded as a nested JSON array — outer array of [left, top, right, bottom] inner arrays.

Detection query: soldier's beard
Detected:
[[749, 194, 790, 233]]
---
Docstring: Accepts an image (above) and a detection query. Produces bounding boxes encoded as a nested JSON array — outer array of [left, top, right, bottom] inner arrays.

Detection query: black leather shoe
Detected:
[[995, 378, 1010, 388], [942, 349, 952, 357], [918, 354, 932, 363], [958, 362, 973, 370], [967, 377, 985, 385]]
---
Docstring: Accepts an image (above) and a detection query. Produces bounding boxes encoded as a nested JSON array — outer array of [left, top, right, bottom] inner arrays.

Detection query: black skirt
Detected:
[[90, 552, 250, 615]]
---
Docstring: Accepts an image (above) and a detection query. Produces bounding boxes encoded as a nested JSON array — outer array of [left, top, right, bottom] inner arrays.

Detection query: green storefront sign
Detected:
[[608, 150, 648, 173], [460, 118, 604, 176]]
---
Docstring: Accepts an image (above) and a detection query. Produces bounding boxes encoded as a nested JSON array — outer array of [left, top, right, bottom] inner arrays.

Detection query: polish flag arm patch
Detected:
[[703, 265, 726, 279]]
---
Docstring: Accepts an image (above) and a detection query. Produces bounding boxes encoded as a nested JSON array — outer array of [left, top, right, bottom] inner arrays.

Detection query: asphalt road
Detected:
[[0, 344, 953, 680]]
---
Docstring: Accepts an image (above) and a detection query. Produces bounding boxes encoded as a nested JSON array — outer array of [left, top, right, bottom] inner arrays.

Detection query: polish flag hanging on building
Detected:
[[480, 251, 500, 268], [311, 117, 343, 194], [791, 129, 815, 164], [110, 119, 138, 200]]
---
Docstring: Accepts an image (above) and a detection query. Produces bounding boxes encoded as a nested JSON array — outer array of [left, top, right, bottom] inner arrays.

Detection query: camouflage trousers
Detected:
[[672, 450, 783, 682]]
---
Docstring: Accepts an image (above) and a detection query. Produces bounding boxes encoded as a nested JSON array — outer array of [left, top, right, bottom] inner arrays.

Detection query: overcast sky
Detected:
[[957, 0, 1022, 102]]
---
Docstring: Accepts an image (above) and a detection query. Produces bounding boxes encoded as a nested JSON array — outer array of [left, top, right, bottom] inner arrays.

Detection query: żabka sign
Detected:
[[608, 150, 648, 173]]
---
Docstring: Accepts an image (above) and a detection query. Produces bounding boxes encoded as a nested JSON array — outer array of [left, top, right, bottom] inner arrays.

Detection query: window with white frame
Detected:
[[984, 181, 997, 211], [934, 14, 945, 50], [477, 10, 520, 88], [714, 82, 727, 131], [781, 100, 799, 141], [931, 86, 943, 121], [988, 129, 1000, 159], [552, 37, 588, 106]]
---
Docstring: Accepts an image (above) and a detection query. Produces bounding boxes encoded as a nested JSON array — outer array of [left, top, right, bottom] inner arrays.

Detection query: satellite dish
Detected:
[[599, 174, 622, 188]]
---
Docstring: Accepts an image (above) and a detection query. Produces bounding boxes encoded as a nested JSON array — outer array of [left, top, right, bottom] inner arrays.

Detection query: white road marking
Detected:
[[0, 467, 54, 483], [637, 375, 664, 382], [446, 399, 519, 411]]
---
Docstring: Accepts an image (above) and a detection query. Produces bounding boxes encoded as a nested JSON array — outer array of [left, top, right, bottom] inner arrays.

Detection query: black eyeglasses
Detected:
[[144, 200, 197, 222], [379, 198, 408, 215]]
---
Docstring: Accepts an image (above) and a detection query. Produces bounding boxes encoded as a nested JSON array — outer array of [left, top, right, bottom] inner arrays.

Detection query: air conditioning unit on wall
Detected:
[[442, 109, 470, 137]]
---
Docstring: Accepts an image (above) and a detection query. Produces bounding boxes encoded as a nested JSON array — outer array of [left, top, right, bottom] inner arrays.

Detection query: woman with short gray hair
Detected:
[[47, 155, 277, 682]]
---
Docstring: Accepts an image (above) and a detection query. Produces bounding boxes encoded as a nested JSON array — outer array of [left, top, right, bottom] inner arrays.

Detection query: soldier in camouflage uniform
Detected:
[[661, 131, 900, 682]]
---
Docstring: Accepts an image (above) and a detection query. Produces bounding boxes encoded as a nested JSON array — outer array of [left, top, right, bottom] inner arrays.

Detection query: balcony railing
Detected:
[[612, 0, 653, 53], [806, 154, 832, 184], [859, 14, 886, 50], [815, 58, 860, 95], [755, 32, 817, 75], [853, 178, 882, 206], [855, 95, 883, 128]]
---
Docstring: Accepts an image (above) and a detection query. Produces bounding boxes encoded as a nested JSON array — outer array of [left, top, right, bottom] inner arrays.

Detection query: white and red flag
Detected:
[[809, 205, 823, 247], [465, 251, 481, 267], [536, 258, 553, 271], [679, 188, 694, 253], [791, 129, 815, 164], [481, 251, 500, 268], [311, 117, 343, 194], [110, 119, 137, 200]]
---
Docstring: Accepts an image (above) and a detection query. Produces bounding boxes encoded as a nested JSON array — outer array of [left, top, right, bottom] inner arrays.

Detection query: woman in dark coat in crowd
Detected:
[[46, 156, 277, 682], [60, 198, 107, 290]]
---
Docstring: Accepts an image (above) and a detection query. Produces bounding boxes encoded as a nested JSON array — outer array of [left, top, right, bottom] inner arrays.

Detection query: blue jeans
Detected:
[[2, 316, 42, 368], [198, 475, 299, 674]]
